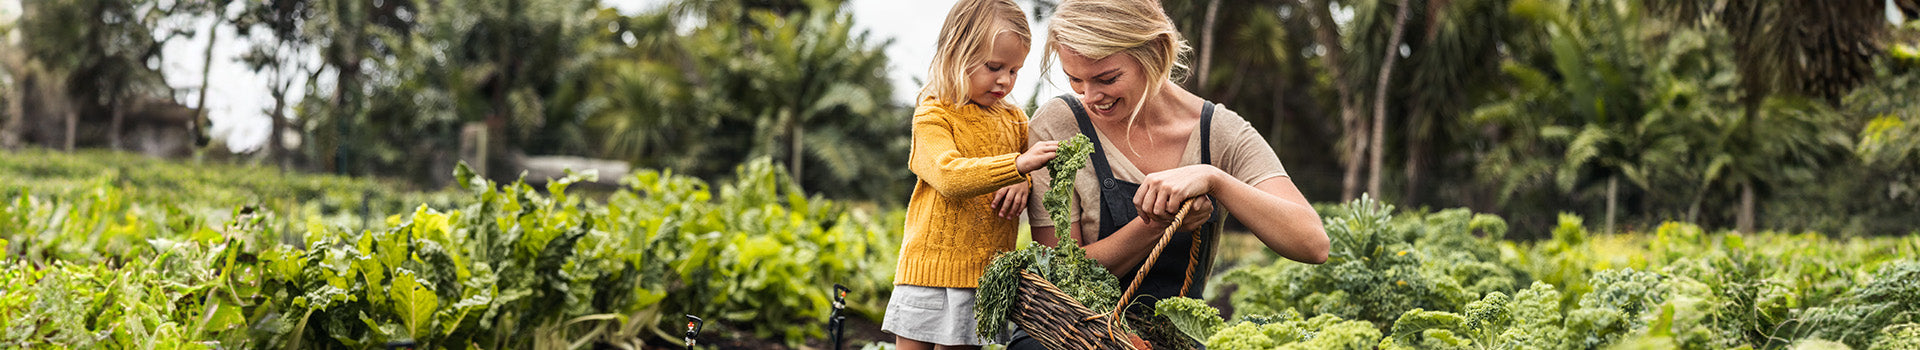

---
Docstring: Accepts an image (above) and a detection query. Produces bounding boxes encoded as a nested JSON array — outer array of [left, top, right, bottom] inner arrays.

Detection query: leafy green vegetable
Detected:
[[974, 133, 1122, 339], [1156, 297, 1227, 343], [1871, 323, 1920, 350], [0, 155, 901, 349], [1202, 313, 1382, 350], [974, 242, 1039, 338], [1043, 134, 1093, 231]]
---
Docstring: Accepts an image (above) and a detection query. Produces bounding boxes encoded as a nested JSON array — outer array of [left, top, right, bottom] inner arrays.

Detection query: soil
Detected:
[[624, 314, 893, 350]]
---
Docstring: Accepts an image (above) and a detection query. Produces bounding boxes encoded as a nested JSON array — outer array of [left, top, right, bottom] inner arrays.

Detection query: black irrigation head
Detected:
[[829, 284, 851, 350], [383, 341, 418, 350], [684, 315, 705, 349], [833, 284, 851, 309]]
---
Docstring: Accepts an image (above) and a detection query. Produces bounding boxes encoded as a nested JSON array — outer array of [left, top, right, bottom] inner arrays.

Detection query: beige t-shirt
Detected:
[[1025, 96, 1289, 234]]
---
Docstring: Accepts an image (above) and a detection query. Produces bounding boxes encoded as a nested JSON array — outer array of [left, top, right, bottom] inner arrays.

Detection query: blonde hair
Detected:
[[1042, 0, 1191, 151], [921, 0, 1031, 111]]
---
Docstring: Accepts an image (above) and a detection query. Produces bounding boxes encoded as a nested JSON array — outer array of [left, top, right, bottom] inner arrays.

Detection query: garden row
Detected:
[[1, 153, 898, 349]]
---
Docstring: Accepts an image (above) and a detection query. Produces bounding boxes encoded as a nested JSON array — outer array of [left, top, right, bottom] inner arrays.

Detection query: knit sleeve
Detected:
[[908, 107, 1027, 199]]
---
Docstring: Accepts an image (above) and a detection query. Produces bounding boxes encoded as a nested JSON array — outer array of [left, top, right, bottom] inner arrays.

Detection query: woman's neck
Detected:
[[1125, 81, 1200, 129]]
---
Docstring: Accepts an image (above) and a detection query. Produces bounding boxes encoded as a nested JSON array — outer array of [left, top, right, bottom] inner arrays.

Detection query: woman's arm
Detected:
[[1031, 199, 1217, 275], [1137, 165, 1329, 264], [1211, 173, 1328, 264], [1029, 219, 1164, 274]]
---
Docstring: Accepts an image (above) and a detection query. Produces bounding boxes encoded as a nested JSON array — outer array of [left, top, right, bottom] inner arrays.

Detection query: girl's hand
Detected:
[[1135, 165, 1223, 222], [1015, 141, 1061, 174], [989, 182, 1030, 220]]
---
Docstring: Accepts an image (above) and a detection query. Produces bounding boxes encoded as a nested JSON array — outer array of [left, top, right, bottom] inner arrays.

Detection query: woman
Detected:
[[1009, 0, 1329, 347]]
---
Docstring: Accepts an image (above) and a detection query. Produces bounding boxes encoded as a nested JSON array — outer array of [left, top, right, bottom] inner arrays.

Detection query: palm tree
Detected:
[[587, 0, 906, 201], [1157, 0, 1346, 200], [1476, 0, 1731, 233], [1647, 0, 1911, 231]]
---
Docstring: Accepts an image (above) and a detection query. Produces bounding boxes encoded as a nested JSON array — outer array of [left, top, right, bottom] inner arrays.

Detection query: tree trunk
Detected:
[[195, 6, 221, 151], [1269, 74, 1288, 147], [1402, 106, 1427, 206], [487, 39, 519, 180], [1605, 175, 1618, 234], [1304, 0, 1364, 201], [1738, 181, 1755, 233], [4, 51, 27, 149], [1368, 0, 1414, 198], [64, 109, 76, 152], [789, 122, 804, 182], [269, 83, 289, 170], [109, 95, 124, 150], [1196, 0, 1222, 89]]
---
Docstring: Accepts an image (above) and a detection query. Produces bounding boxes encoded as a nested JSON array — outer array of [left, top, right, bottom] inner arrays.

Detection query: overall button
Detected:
[[1102, 178, 1115, 189]]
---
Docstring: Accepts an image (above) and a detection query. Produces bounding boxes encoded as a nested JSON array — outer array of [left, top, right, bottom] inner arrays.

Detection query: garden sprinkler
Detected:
[[684, 315, 704, 349], [829, 284, 851, 350]]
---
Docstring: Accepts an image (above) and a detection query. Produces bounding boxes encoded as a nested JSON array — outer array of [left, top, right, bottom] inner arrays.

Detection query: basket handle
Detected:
[[1110, 199, 1198, 321]]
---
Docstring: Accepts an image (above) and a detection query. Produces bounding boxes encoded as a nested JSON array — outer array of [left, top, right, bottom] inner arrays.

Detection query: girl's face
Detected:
[[966, 31, 1028, 108], [1058, 46, 1147, 121]]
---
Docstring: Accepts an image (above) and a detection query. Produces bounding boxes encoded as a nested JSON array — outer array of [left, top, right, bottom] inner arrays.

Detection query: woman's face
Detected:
[[1058, 46, 1148, 121], [966, 31, 1029, 108]]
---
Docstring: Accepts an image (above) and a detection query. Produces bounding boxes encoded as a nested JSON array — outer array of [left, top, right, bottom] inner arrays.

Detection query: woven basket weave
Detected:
[[1010, 201, 1204, 350]]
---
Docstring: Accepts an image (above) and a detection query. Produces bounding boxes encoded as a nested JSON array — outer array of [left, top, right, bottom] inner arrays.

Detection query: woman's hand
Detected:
[[1140, 196, 1213, 232], [989, 182, 1029, 220], [1015, 141, 1061, 174], [1135, 165, 1224, 222]]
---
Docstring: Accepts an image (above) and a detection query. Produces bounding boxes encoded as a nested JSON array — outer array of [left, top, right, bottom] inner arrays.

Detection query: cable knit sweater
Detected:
[[895, 96, 1030, 288]]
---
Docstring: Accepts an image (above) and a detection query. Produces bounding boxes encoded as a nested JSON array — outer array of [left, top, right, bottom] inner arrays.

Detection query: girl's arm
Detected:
[[909, 115, 1026, 199]]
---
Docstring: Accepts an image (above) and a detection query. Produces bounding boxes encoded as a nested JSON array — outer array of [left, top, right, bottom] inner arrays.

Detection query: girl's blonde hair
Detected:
[[1042, 0, 1191, 149], [921, 0, 1031, 110]]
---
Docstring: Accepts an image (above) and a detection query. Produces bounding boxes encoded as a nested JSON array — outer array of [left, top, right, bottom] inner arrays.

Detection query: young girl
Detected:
[[883, 1, 1055, 349]]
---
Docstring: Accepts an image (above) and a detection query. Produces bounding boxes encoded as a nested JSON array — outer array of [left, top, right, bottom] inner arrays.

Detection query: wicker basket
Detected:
[[1011, 201, 1205, 350], [1011, 270, 1136, 350]]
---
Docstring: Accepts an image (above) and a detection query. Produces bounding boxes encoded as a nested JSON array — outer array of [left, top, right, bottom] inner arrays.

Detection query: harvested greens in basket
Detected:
[[974, 134, 1124, 339]]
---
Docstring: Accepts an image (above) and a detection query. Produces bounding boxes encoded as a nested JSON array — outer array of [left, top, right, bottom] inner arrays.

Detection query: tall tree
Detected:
[[1473, 0, 1719, 234], [1301, 0, 1369, 201], [1648, 0, 1909, 231], [588, 0, 906, 201], [11, 0, 181, 152], [236, 0, 319, 169], [1366, 0, 1411, 197]]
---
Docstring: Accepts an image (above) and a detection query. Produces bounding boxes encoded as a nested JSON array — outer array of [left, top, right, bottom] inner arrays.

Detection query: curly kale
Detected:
[[1566, 268, 1667, 348], [1497, 281, 1568, 348], [1043, 133, 1093, 234], [1205, 322, 1279, 350], [1156, 297, 1229, 343], [971, 234, 1124, 339], [1204, 313, 1382, 350], [973, 134, 1116, 339], [974, 243, 1040, 338], [1041, 238, 1123, 313], [1872, 323, 1920, 350], [1794, 260, 1920, 349]]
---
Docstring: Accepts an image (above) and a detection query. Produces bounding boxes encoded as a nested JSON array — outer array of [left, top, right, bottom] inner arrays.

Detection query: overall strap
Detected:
[[1059, 94, 1116, 179], [1199, 102, 1215, 165]]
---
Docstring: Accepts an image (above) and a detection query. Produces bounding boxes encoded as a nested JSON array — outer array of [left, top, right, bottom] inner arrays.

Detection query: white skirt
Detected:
[[881, 285, 1006, 346]]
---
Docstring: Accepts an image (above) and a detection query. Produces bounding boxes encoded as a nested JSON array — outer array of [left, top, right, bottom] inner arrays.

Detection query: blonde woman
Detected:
[[1011, 0, 1330, 347], [886, 0, 1051, 349]]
